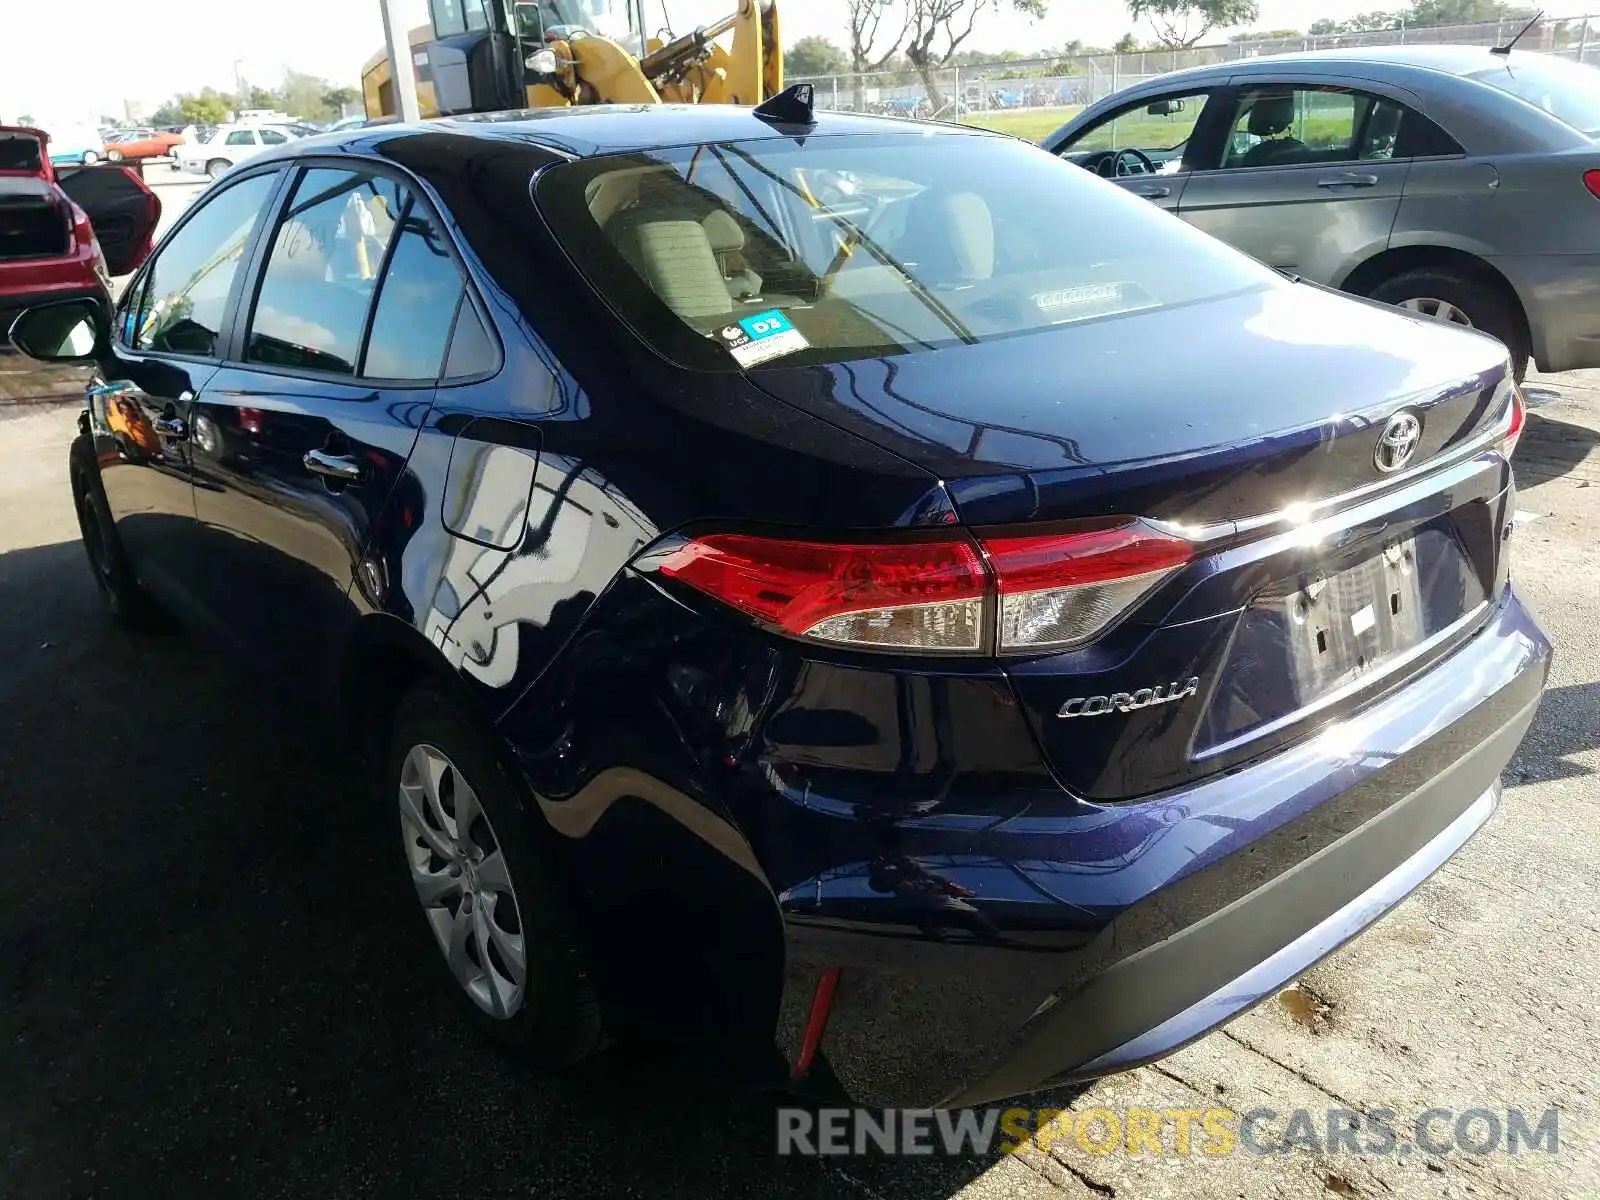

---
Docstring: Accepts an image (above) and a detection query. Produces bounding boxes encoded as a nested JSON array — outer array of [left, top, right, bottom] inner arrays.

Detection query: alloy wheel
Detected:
[[1399, 296, 1473, 328], [398, 743, 528, 1019]]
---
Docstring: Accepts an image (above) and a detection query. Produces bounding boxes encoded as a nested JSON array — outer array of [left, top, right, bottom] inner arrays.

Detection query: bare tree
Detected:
[[904, 0, 1048, 114], [1127, 0, 1260, 50], [847, 0, 910, 111]]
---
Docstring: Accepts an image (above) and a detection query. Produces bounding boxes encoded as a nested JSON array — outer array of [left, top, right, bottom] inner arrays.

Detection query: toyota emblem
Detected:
[[1374, 410, 1423, 473]]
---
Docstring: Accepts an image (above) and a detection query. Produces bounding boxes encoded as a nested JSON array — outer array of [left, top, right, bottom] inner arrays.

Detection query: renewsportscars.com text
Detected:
[[776, 1106, 1560, 1158]]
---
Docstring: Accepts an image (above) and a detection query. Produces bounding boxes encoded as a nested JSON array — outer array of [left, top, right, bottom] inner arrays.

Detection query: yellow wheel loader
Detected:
[[361, 0, 781, 120]]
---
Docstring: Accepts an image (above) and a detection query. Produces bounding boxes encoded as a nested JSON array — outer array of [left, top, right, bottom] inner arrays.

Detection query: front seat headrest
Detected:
[[702, 209, 746, 254], [898, 190, 995, 284], [1247, 93, 1297, 137]]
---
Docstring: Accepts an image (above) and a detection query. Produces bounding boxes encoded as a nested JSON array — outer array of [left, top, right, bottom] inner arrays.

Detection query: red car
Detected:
[[1, 125, 161, 343], [105, 128, 184, 162]]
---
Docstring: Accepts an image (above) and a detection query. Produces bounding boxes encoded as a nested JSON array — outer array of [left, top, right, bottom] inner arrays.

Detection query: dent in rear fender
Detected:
[[352, 409, 661, 716], [495, 570, 788, 1054]]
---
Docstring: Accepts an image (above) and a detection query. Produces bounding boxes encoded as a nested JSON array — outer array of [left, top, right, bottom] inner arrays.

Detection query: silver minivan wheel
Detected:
[[398, 743, 528, 1020]]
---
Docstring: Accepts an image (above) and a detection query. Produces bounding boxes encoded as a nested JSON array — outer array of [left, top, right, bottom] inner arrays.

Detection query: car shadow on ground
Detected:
[[1515, 410, 1600, 486], [1506, 680, 1600, 786], [0, 539, 1079, 1199]]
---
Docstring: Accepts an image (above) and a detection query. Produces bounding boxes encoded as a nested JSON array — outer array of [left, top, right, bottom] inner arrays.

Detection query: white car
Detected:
[[173, 124, 298, 180]]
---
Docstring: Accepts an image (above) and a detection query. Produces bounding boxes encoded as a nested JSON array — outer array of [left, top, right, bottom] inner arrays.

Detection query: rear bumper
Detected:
[[776, 588, 1549, 1107], [1490, 252, 1600, 373]]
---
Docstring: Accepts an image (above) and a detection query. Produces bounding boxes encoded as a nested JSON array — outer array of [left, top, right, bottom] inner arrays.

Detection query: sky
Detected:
[[0, 0, 1447, 124]]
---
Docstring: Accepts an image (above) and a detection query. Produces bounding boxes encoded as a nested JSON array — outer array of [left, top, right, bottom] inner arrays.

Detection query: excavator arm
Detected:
[[362, 0, 782, 119]]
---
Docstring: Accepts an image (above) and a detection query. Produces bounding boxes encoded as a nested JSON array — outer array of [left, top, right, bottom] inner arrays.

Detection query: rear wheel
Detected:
[[69, 439, 163, 629], [1367, 267, 1531, 380], [81, 150, 99, 165], [205, 158, 229, 180], [387, 686, 603, 1066]]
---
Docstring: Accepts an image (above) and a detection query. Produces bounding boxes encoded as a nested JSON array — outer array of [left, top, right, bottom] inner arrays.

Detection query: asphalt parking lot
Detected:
[[2, 176, 1599, 1196]]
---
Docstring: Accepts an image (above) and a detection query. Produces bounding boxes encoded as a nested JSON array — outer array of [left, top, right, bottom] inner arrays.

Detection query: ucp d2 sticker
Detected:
[[718, 309, 809, 368]]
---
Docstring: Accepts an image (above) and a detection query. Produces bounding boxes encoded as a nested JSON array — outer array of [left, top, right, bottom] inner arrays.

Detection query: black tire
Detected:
[[205, 158, 229, 180], [107, 149, 124, 162], [386, 685, 603, 1067], [1367, 266, 1531, 380], [69, 437, 165, 629]]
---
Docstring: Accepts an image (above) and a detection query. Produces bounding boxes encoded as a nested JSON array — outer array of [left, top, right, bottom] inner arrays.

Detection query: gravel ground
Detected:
[[1, 321, 1598, 1195]]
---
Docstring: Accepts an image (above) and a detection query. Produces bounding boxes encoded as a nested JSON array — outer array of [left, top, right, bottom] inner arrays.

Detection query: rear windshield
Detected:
[[1466, 54, 1600, 136], [0, 133, 44, 172], [535, 132, 1275, 371]]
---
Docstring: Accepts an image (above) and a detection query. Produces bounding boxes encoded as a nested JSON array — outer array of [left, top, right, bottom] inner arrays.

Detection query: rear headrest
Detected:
[[606, 207, 732, 321], [702, 209, 746, 254], [1247, 93, 1296, 137]]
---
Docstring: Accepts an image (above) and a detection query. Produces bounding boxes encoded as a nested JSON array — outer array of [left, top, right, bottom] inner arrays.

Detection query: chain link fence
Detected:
[[793, 13, 1600, 122]]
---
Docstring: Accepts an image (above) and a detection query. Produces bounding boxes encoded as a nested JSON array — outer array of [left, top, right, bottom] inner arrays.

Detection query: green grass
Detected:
[[960, 106, 1083, 142]]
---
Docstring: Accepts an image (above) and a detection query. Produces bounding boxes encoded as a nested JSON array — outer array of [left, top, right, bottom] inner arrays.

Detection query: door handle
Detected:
[[303, 448, 366, 483], [1316, 173, 1379, 189], [152, 415, 187, 439], [1131, 185, 1171, 199]]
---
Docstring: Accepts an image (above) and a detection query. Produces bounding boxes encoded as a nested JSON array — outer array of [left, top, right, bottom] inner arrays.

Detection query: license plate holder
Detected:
[[1279, 539, 1426, 699]]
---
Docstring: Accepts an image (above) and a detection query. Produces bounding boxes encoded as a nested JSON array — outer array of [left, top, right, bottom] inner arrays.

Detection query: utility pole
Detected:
[[380, 0, 422, 122]]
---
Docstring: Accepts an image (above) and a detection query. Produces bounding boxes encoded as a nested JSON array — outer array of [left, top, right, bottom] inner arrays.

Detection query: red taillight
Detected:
[[656, 519, 1191, 655], [1498, 384, 1526, 459], [238, 407, 264, 434], [657, 533, 987, 652], [1584, 169, 1600, 200]]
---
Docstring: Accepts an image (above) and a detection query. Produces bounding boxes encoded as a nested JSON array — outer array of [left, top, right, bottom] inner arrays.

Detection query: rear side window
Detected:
[[260, 129, 289, 146], [246, 167, 406, 374], [225, 130, 256, 147], [362, 208, 465, 380], [132, 172, 278, 356], [443, 302, 498, 379], [1394, 109, 1463, 158], [535, 133, 1275, 372]]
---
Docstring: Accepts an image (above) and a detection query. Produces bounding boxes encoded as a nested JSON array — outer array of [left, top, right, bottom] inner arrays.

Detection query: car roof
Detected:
[[1114, 42, 1563, 90], [270, 104, 987, 161]]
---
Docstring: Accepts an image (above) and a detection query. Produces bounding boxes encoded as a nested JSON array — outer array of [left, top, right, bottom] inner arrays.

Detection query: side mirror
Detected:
[[1146, 98, 1186, 116], [8, 298, 106, 362]]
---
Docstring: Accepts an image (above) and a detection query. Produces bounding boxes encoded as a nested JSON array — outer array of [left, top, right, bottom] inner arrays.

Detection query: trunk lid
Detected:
[[751, 281, 1511, 527]]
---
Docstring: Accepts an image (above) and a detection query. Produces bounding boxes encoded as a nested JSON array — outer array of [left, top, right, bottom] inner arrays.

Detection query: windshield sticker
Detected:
[[718, 309, 809, 368]]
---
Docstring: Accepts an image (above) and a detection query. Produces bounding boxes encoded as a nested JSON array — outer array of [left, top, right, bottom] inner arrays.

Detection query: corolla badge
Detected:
[[1058, 677, 1200, 719], [1374, 409, 1423, 473]]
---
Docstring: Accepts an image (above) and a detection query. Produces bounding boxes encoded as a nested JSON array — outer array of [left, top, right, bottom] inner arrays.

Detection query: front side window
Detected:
[[535, 133, 1276, 372], [246, 167, 406, 374], [362, 207, 465, 380], [132, 172, 278, 356], [225, 130, 256, 147], [1059, 92, 1211, 172], [259, 129, 289, 146]]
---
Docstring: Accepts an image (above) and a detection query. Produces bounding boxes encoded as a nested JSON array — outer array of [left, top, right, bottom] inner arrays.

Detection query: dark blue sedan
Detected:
[[7, 94, 1550, 1107]]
